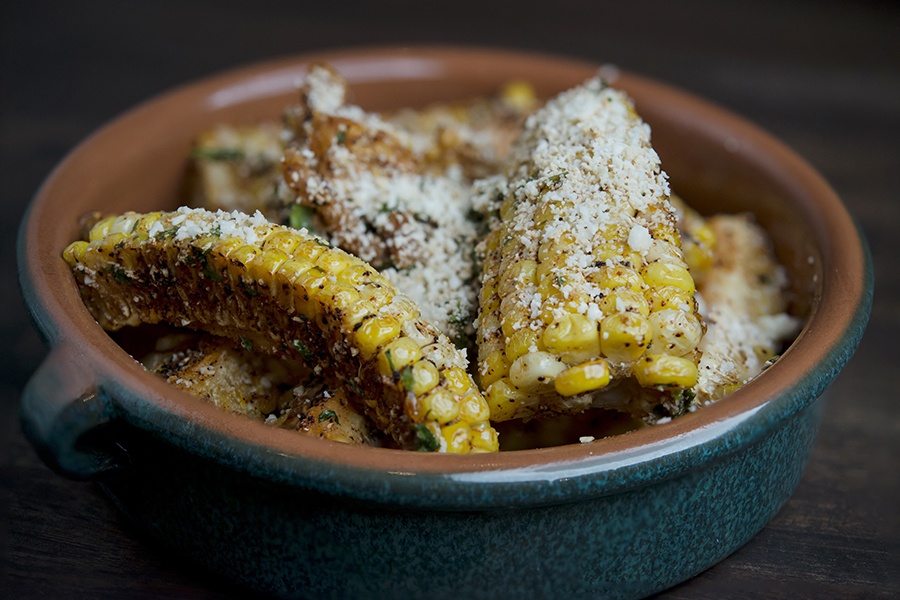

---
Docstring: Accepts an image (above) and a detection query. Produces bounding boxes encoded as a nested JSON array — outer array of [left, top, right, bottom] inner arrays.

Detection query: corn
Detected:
[[554, 360, 611, 396], [63, 208, 497, 452], [475, 78, 705, 421], [633, 354, 700, 389]]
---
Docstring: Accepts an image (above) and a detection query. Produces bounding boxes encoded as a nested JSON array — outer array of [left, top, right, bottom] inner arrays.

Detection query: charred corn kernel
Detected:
[[633, 354, 699, 388], [336, 264, 374, 286], [506, 328, 543, 362], [542, 313, 600, 357], [598, 289, 650, 317], [600, 313, 652, 363], [131, 211, 163, 233], [475, 79, 706, 421], [458, 390, 491, 423], [509, 351, 567, 391], [479, 350, 510, 388], [356, 316, 401, 358], [554, 359, 611, 396], [441, 420, 471, 453], [409, 360, 441, 396], [64, 208, 497, 452], [377, 337, 423, 376], [442, 367, 472, 395], [646, 285, 694, 313], [642, 262, 695, 294], [648, 309, 703, 356], [420, 389, 459, 424], [589, 264, 643, 292], [485, 377, 526, 421], [89, 215, 118, 242]]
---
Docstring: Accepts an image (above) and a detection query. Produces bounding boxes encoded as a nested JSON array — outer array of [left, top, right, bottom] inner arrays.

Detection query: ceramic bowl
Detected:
[[18, 47, 871, 600]]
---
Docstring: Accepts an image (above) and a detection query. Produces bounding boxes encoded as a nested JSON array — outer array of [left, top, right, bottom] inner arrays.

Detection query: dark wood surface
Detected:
[[2, 1, 897, 598]]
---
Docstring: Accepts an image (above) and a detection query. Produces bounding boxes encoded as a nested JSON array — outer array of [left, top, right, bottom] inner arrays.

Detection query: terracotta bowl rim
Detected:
[[18, 45, 872, 508]]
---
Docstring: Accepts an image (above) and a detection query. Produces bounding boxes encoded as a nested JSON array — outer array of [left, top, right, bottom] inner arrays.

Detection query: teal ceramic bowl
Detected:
[[18, 47, 872, 599]]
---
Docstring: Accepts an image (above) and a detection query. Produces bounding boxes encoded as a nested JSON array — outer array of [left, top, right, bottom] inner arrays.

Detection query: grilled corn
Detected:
[[63, 207, 498, 452], [475, 78, 705, 421]]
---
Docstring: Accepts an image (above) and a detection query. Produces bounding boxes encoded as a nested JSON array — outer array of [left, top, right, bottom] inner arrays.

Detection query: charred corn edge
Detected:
[[64, 208, 498, 453]]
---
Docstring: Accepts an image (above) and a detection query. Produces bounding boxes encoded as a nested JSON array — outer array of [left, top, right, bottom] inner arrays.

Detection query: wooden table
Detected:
[[3, 1, 897, 597]]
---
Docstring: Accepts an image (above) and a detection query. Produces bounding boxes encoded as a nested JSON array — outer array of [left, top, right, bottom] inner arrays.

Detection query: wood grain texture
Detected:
[[2, 1, 897, 598]]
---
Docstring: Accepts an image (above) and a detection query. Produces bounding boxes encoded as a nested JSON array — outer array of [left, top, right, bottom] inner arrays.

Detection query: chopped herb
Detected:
[[314, 238, 331, 248], [289, 204, 316, 231], [346, 380, 365, 397], [556, 275, 567, 286], [209, 224, 222, 237], [400, 365, 415, 391], [292, 339, 314, 360], [378, 203, 394, 214], [155, 226, 179, 240], [191, 147, 244, 161], [104, 266, 131, 284], [335, 130, 346, 145], [317, 410, 339, 424], [239, 280, 259, 297], [384, 349, 396, 374], [240, 336, 254, 352], [414, 424, 440, 452]]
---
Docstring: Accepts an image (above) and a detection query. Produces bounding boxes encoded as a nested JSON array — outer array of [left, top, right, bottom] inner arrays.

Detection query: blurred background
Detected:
[[2, 1, 897, 597]]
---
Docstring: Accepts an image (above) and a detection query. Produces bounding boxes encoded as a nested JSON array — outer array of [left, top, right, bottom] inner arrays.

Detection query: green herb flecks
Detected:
[[400, 365, 415, 391], [414, 423, 440, 452], [104, 266, 131, 284], [239, 280, 259, 297], [155, 226, 179, 240], [191, 147, 244, 162], [317, 410, 339, 424], [240, 336, 254, 352], [292, 339, 314, 360], [335, 130, 346, 145], [289, 204, 317, 232], [384, 349, 397, 374]]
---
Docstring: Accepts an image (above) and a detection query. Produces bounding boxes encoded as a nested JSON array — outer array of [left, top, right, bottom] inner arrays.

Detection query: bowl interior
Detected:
[[20, 47, 868, 479]]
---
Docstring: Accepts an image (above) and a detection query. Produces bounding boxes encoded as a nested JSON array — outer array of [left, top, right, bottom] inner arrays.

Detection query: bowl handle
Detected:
[[20, 344, 122, 480]]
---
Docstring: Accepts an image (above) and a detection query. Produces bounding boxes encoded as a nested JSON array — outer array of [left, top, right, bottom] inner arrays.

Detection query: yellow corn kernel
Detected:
[[355, 315, 401, 358], [458, 390, 490, 424], [62, 241, 89, 266], [501, 304, 530, 340], [538, 231, 576, 262], [683, 223, 715, 273], [470, 422, 500, 452], [641, 262, 695, 294], [505, 328, 542, 362], [588, 264, 643, 292], [421, 389, 460, 424], [336, 264, 374, 287], [315, 248, 357, 276], [277, 258, 316, 282], [89, 216, 118, 242], [483, 230, 502, 253], [479, 350, 510, 388], [442, 367, 473, 395], [509, 351, 567, 392], [648, 309, 703, 356], [646, 285, 695, 313], [543, 313, 600, 358], [554, 359, 611, 396], [600, 312, 652, 363], [262, 230, 303, 256], [501, 80, 537, 112], [633, 354, 699, 388], [598, 289, 650, 317], [499, 259, 537, 296], [249, 248, 290, 281], [485, 377, 527, 421], [409, 360, 441, 396], [377, 337, 423, 376], [132, 212, 163, 234], [499, 195, 519, 222], [228, 245, 261, 266], [99, 232, 128, 254], [441, 420, 472, 453]]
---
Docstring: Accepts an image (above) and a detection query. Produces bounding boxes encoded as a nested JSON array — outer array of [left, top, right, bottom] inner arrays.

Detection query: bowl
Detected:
[[17, 46, 872, 599]]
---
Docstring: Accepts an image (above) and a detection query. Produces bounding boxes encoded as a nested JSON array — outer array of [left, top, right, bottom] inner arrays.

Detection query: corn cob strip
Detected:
[[476, 78, 706, 421], [63, 207, 497, 452], [280, 64, 480, 342]]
